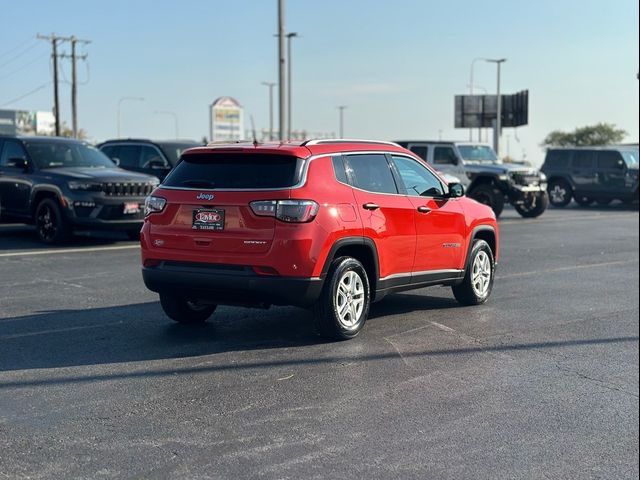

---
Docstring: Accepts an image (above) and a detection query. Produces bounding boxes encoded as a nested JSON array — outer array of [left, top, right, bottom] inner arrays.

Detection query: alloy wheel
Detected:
[[335, 270, 365, 329], [471, 251, 492, 297]]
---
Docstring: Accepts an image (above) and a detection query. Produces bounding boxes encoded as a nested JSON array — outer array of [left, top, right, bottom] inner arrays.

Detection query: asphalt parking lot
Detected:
[[0, 205, 638, 479]]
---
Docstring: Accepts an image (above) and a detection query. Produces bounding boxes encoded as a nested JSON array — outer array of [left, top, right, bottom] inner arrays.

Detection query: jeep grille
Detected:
[[103, 182, 154, 197]]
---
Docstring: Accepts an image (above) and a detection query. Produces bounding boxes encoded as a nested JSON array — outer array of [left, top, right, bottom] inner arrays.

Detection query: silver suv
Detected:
[[395, 141, 548, 218]]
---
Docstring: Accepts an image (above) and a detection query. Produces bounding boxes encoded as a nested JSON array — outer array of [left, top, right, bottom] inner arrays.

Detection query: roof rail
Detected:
[[206, 139, 255, 146], [302, 138, 401, 147]]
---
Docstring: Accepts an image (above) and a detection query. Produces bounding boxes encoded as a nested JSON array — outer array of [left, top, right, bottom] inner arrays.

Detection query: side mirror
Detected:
[[149, 160, 170, 170], [448, 182, 465, 198], [111, 157, 121, 166], [617, 159, 626, 170], [8, 158, 28, 171]]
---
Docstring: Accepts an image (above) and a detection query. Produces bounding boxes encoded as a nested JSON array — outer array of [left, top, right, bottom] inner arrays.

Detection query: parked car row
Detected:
[[1, 135, 637, 246]]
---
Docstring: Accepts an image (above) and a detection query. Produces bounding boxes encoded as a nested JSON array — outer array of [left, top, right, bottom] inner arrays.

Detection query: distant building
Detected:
[[0, 109, 55, 136]]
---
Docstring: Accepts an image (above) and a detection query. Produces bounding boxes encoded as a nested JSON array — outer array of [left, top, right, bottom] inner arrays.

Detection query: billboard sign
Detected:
[[0, 109, 55, 135], [209, 97, 244, 142], [455, 90, 529, 129]]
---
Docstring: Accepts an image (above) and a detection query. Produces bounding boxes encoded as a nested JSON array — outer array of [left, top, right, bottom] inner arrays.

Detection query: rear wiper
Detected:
[[181, 180, 216, 188]]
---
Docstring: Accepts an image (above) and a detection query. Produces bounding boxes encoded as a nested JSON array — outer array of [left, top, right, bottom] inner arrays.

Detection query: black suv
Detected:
[[97, 139, 200, 180], [542, 146, 639, 207], [395, 141, 548, 218], [0, 136, 159, 243]]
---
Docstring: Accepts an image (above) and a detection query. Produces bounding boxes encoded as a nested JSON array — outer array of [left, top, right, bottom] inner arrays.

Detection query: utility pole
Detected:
[[486, 58, 507, 156], [60, 36, 91, 138], [261, 82, 275, 140], [286, 32, 298, 140], [337, 105, 347, 138], [277, 0, 286, 141], [38, 33, 71, 136]]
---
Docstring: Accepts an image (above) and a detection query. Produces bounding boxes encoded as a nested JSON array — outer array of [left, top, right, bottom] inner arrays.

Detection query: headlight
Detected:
[[67, 181, 103, 191], [144, 196, 166, 216], [498, 174, 509, 181], [539, 172, 547, 182]]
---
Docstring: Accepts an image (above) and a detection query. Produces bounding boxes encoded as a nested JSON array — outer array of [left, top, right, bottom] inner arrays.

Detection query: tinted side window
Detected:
[[0, 140, 28, 167], [596, 151, 622, 169], [140, 145, 166, 168], [100, 145, 117, 158], [392, 155, 445, 197], [409, 145, 428, 161], [545, 150, 571, 169], [433, 146, 458, 165], [572, 151, 594, 169], [344, 154, 398, 194], [332, 156, 348, 183], [114, 145, 140, 168]]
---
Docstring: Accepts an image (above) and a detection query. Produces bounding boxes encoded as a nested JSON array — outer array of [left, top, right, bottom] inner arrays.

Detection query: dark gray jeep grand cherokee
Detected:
[[0, 135, 159, 243], [395, 141, 549, 218]]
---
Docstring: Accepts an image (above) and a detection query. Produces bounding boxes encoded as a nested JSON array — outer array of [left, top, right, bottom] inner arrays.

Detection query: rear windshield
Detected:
[[162, 153, 304, 189]]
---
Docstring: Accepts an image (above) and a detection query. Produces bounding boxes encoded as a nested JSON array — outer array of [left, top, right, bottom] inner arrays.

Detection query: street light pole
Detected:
[[337, 105, 347, 138], [286, 32, 298, 140], [485, 58, 507, 156], [154, 110, 179, 138], [261, 82, 276, 140], [117, 97, 144, 138], [469, 57, 486, 141], [277, 0, 286, 141]]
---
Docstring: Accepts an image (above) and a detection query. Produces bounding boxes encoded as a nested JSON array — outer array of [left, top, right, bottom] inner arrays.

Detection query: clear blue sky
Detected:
[[1, 0, 638, 164]]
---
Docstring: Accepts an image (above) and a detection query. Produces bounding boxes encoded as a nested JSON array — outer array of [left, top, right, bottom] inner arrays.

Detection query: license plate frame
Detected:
[[192, 208, 225, 231]]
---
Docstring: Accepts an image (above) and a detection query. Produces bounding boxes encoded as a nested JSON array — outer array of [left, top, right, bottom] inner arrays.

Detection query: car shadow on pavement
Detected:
[[0, 224, 135, 252], [0, 292, 462, 374]]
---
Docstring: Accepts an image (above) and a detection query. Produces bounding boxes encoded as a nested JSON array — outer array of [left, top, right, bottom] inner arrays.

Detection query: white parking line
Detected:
[[0, 245, 139, 258], [498, 259, 638, 279]]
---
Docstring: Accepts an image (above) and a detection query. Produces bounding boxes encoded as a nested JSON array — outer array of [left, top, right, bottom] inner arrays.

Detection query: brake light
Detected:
[[250, 200, 319, 223], [144, 196, 166, 216]]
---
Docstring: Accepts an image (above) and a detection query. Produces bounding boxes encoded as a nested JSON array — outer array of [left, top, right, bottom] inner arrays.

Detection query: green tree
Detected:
[[542, 123, 627, 147]]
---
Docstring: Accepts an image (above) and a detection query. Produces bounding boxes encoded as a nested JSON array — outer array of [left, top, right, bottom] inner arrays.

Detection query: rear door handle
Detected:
[[362, 203, 380, 211], [417, 206, 432, 214]]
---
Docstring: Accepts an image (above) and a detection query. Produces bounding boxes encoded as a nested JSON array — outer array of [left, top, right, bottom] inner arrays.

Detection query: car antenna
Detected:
[[250, 115, 258, 147]]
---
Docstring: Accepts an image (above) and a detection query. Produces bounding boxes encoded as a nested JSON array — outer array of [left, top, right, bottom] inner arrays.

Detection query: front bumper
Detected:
[[142, 261, 323, 308], [503, 182, 547, 203], [63, 194, 146, 230]]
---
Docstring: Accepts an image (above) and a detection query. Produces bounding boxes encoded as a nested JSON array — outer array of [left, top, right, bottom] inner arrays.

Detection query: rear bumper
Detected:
[[142, 261, 323, 308]]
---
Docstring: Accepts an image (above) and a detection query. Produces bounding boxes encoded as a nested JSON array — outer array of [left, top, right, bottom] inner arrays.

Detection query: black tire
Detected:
[[159, 293, 216, 324], [313, 256, 370, 340], [574, 195, 594, 207], [468, 184, 505, 218], [595, 198, 612, 206], [514, 192, 549, 218], [547, 179, 572, 207], [452, 240, 495, 306], [34, 198, 71, 244]]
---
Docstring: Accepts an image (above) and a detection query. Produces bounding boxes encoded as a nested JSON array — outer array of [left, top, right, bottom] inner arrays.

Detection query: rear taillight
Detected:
[[250, 200, 319, 223], [144, 196, 166, 216]]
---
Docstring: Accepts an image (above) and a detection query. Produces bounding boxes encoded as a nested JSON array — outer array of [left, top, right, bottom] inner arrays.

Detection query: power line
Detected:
[[0, 51, 50, 81], [1, 82, 51, 107], [0, 37, 38, 59], [0, 40, 41, 69]]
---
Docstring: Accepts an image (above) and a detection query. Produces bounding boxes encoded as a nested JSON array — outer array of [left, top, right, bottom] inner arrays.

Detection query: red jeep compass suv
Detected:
[[141, 139, 499, 339]]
